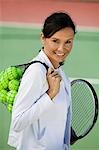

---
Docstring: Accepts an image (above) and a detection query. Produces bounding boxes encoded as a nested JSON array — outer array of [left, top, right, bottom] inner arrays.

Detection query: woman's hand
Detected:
[[46, 67, 62, 100]]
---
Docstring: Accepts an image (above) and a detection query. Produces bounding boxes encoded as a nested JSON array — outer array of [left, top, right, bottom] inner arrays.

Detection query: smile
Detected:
[[55, 52, 65, 56]]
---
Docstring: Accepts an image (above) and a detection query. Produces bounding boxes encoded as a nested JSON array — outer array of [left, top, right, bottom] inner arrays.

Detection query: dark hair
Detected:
[[42, 11, 76, 38]]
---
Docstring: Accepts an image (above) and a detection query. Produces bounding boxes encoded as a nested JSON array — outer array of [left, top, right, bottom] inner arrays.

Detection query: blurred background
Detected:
[[0, 0, 99, 150]]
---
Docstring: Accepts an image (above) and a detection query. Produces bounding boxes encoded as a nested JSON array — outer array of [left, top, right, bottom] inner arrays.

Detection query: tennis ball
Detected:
[[3, 71, 9, 80], [0, 71, 4, 79], [2, 71, 9, 83], [7, 90, 17, 105], [0, 89, 7, 103], [5, 67, 19, 80], [0, 75, 9, 89], [0, 84, 4, 90], [7, 103, 13, 112], [8, 79, 20, 91], [17, 67, 23, 78], [0, 80, 6, 90]]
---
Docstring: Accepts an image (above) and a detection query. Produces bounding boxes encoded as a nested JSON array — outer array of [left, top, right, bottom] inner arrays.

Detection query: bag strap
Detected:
[[16, 60, 49, 72], [28, 60, 49, 70]]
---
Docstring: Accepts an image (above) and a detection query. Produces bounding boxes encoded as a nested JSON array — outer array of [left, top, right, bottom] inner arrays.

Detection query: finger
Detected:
[[55, 75, 62, 81], [50, 71, 59, 76], [47, 67, 54, 75], [52, 74, 62, 81]]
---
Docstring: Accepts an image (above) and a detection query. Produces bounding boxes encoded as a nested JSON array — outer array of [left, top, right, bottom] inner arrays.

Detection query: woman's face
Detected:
[[41, 27, 74, 68]]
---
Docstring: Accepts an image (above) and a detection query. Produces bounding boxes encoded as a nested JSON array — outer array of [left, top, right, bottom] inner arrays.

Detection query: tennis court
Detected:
[[0, 26, 99, 150], [0, 1, 99, 150]]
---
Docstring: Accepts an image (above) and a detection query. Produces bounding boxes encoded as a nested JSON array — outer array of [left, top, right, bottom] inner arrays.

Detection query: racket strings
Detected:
[[71, 82, 95, 136], [72, 84, 94, 118], [72, 89, 94, 119], [72, 99, 94, 134]]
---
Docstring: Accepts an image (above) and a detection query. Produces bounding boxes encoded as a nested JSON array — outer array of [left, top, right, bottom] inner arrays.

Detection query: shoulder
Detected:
[[28, 62, 47, 72], [22, 61, 47, 81]]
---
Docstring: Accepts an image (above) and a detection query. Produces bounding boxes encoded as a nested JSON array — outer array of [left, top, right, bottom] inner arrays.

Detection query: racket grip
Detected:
[[70, 127, 78, 145]]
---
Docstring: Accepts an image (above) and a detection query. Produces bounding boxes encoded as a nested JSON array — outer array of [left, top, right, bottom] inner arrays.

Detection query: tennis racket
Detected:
[[70, 79, 99, 144]]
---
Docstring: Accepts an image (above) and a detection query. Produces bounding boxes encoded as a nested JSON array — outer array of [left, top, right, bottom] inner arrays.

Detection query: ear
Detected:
[[40, 32, 45, 44]]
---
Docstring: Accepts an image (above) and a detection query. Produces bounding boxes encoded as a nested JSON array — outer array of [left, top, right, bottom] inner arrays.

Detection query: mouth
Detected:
[[55, 51, 65, 57]]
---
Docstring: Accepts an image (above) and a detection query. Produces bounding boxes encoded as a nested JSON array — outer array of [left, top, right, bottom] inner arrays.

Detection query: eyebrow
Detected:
[[51, 37, 74, 41]]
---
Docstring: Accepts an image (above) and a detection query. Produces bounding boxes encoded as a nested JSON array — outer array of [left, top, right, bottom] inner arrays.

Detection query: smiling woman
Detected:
[[41, 12, 76, 69], [41, 27, 74, 68], [8, 11, 76, 150]]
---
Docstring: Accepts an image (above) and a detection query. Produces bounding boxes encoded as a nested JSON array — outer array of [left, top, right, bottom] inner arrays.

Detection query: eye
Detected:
[[52, 39, 57, 42], [51, 38, 60, 44], [52, 39, 59, 43], [64, 40, 73, 48], [66, 40, 72, 44]]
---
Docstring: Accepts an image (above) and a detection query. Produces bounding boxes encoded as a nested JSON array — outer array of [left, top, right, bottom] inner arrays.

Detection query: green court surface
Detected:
[[0, 26, 99, 150]]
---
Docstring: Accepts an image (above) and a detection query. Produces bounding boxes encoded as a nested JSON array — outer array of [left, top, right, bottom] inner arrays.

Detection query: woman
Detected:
[[8, 11, 76, 150]]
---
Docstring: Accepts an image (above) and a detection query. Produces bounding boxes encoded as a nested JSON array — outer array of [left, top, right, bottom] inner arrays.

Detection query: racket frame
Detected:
[[71, 79, 99, 140]]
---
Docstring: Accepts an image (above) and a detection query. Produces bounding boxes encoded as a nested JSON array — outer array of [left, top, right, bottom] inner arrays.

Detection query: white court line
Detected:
[[70, 78, 99, 85], [0, 22, 99, 85], [0, 21, 99, 32], [0, 21, 42, 29]]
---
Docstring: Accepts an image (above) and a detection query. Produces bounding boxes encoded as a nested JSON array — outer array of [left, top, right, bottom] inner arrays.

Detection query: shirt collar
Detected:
[[38, 49, 60, 70]]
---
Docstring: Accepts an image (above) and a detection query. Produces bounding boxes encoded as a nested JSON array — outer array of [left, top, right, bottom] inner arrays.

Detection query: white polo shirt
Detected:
[[8, 50, 71, 150]]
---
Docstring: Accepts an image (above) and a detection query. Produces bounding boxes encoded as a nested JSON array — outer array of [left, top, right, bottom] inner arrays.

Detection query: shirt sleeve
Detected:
[[11, 63, 54, 132]]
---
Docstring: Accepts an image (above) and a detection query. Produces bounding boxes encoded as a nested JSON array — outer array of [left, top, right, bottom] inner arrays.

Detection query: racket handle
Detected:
[[70, 127, 78, 145]]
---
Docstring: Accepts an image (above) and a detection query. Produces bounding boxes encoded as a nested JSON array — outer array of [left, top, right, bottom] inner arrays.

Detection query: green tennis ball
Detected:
[[0, 83, 4, 90], [2, 71, 9, 84], [17, 67, 23, 78], [7, 103, 13, 112], [0, 89, 7, 103], [5, 67, 19, 80], [7, 90, 17, 105], [0, 76, 9, 89], [3, 71, 9, 80], [8, 79, 20, 91], [0, 71, 4, 79]]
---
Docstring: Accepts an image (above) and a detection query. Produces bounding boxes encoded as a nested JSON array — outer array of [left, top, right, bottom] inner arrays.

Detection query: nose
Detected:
[[58, 43, 72, 54], [58, 44, 65, 52]]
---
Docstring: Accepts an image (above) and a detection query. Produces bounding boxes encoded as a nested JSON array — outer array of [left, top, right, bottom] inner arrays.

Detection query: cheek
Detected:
[[46, 43, 56, 53], [67, 45, 73, 53]]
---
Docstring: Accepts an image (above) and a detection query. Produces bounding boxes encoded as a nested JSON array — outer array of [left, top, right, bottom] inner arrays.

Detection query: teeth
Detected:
[[56, 52, 64, 56]]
